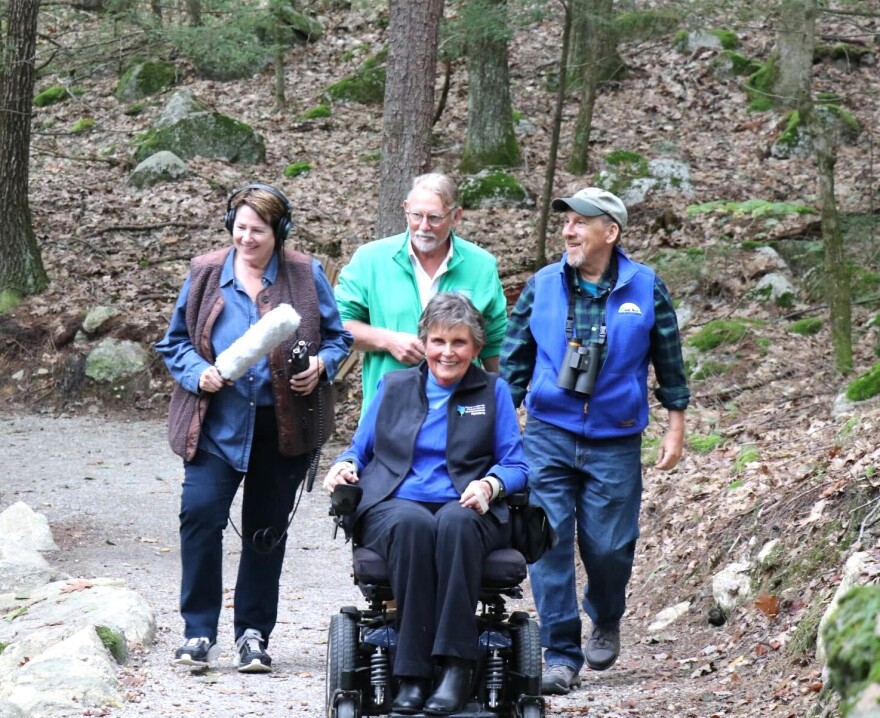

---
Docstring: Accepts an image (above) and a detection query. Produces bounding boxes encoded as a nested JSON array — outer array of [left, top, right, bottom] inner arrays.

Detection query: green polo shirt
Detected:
[[334, 230, 508, 417]]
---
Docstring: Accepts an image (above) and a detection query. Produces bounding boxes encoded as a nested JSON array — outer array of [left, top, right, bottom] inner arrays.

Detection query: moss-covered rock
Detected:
[[823, 585, 880, 712], [815, 42, 874, 69], [459, 170, 532, 209], [33, 85, 84, 107], [711, 50, 761, 78], [84, 338, 150, 383], [255, 4, 323, 48], [283, 161, 311, 178], [751, 272, 797, 309], [297, 104, 331, 121], [613, 9, 680, 44], [133, 91, 265, 165], [687, 319, 749, 351], [597, 151, 693, 207], [687, 199, 815, 221], [845, 362, 880, 402], [772, 106, 861, 159], [789, 317, 823, 336], [674, 28, 737, 53], [325, 48, 387, 104], [116, 60, 177, 102]]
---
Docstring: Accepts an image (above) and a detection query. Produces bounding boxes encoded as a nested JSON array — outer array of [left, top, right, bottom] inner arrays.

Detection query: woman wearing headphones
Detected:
[[156, 184, 352, 673]]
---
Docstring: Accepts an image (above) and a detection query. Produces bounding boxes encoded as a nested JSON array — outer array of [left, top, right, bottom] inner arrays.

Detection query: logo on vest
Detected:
[[457, 403, 486, 417], [618, 302, 642, 315]]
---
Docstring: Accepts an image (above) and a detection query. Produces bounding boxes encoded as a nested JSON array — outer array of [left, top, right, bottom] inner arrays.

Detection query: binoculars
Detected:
[[556, 326, 605, 397]]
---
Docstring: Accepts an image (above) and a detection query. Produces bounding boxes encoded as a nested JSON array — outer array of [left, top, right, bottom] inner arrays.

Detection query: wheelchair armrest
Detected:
[[506, 489, 530, 508], [330, 483, 362, 517]]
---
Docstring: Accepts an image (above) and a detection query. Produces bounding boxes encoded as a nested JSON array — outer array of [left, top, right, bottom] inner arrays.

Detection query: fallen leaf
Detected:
[[60, 579, 94, 593], [755, 592, 780, 620]]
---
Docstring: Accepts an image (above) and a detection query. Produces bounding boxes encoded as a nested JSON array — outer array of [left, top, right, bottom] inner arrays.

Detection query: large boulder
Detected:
[[133, 90, 265, 164], [115, 60, 177, 101]]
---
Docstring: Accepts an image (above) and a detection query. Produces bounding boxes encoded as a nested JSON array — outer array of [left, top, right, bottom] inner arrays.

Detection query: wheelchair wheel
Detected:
[[512, 614, 541, 678], [326, 611, 359, 718]]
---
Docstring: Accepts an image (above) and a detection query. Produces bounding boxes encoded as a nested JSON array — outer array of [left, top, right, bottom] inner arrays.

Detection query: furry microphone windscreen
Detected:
[[214, 303, 302, 381]]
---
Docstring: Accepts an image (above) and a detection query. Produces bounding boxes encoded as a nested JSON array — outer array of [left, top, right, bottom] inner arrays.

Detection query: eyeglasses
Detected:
[[405, 209, 455, 228]]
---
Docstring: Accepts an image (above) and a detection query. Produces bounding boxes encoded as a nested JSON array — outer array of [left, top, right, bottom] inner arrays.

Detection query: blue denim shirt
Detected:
[[156, 250, 353, 471]]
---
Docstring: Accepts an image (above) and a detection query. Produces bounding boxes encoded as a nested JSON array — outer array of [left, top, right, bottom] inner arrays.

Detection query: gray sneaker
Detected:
[[173, 637, 220, 668], [234, 628, 272, 673], [585, 621, 620, 671], [541, 664, 581, 695]]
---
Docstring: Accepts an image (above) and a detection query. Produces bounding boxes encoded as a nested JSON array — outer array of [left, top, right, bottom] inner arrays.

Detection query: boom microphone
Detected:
[[214, 303, 301, 381]]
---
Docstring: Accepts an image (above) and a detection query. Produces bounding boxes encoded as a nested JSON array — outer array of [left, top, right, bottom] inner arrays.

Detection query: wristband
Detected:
[[481, 477, 502, 502]]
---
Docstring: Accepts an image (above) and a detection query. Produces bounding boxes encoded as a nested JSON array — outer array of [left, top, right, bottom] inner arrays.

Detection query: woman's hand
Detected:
[[199, 366, 231, 393], [460, 479, 492, 514], [323, 461, 359, 492], [290, 355, 324, 395]]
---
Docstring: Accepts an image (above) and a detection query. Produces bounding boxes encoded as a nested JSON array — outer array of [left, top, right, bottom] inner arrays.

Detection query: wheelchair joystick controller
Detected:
[[330, 483, 362, 539]]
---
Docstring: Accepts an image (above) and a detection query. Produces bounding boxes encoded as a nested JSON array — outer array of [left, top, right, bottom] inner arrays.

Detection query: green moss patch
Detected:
[[710, 29, 740, 50], [597, 150, 650, 197], [96, 625, 127, 663], [687, 319, 749, 351], [283, 161, 311, 178], [789, 317, 823, 336], [745, 57, 779, 112], [71, 118, 96, 134], [687, 199, 815, 220], [116, 60, 177, 101], [732, 444, 759, 474], [688, 433, 724, 453], [845, 362, 880, 402], [34, 85, 83, 107], [297, 104, 331, 120], [713, 50, 761, 77]]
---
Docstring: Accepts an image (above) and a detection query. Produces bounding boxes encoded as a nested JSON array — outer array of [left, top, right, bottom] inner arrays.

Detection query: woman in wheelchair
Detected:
[[323, 293, 528, 715]]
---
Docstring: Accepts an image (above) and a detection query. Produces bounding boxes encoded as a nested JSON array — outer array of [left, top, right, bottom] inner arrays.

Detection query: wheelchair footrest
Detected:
[[389, 702, 496, 718]]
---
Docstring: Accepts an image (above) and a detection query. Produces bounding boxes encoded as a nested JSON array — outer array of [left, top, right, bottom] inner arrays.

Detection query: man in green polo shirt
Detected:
[[334, 172, 508, 417]]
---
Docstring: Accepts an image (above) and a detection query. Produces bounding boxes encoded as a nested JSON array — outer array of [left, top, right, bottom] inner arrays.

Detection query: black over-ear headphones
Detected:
[[224, 184, 293, 251]]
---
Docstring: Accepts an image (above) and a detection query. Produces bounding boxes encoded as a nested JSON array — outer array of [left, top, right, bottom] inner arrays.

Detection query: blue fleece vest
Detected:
[[525, 249, 656, 438]]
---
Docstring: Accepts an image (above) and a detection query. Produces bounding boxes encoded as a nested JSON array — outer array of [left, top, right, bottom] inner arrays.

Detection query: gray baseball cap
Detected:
[[551, 187, 628, 230]]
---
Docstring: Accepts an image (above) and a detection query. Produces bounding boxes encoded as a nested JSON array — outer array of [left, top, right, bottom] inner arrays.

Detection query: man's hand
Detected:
[[290, 356, 324, 395], [323, 461, 359, 492], [384, 330, 425, 365], [655, 410, 685, 471]]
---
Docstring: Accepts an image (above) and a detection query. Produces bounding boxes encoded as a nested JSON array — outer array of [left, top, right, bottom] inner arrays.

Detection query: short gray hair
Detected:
[[418, 292, 485, 350], [410, 173, 459, 210]]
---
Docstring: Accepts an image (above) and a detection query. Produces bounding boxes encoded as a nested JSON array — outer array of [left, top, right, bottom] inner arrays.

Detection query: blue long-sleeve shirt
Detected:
[[336, 373, 528, 499], [156, 249, 352, 471]]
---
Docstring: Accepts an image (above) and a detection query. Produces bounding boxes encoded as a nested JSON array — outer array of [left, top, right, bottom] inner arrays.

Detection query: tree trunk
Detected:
[[567, 0, 612, 175], [151, 0, 163, 22], [0, 0, 49, 308], [775, 0, 815, 107], [273, 21, 286, 111], [460, 0, 520, 173], [376, 0, 444, 239], [567, 0, 621, 90], [534, 0, 573, 269], [187, 0, 201, 26]]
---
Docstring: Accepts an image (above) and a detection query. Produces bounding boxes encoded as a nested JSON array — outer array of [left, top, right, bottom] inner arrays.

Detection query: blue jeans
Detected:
[[179, 408, 309, 644], [523, 416, 642, 671]]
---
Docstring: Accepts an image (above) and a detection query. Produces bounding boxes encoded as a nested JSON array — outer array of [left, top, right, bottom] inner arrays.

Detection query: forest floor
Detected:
[[2, 2, 880, 717]]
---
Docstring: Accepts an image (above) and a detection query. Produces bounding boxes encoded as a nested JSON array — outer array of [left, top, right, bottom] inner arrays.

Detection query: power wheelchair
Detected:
[[325, 484, 546, 718]]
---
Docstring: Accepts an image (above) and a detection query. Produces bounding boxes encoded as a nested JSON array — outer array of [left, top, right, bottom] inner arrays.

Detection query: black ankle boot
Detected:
[[392, 677, 431, 714], [424, 657, 473, 715]]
